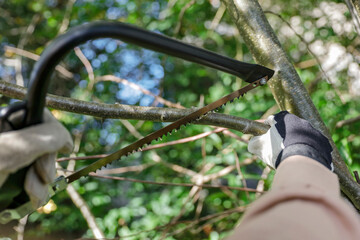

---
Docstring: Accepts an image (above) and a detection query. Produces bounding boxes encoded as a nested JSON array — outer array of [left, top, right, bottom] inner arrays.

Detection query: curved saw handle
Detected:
[[26, 21, 274, 126]]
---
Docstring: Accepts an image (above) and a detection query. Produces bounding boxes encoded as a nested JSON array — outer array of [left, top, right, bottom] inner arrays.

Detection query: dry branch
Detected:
[[4, 46, 74, 79], [90, 173, 262, 193], [336, 115, 360, 128], [0, 80, 269, 135]]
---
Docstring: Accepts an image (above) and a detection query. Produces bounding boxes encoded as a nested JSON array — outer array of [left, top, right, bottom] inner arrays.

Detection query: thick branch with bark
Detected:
[[0, 80, 269, 135], [345, 0, 360, 35], [222, 0, 360, 209]]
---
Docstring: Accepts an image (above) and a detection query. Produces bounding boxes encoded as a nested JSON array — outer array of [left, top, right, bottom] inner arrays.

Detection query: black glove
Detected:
[[248, 111, 333, 170]]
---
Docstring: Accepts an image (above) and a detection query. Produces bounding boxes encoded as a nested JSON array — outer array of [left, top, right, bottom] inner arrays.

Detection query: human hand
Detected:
[[0, 109, 73, 208], [248, 111, 333, 170]]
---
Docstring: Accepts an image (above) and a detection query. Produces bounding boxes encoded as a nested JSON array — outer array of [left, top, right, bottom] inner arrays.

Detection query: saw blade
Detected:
[[66, 76, 268, 183]]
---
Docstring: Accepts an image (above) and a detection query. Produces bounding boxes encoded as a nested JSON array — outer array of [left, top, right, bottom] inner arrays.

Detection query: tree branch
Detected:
[[90, 173, 262, 193], [336, 115, 360, 128], [0, 80, 269, 135], [345, 0, 360, 36], [4, 46, 74, 79], [222, 0, 360, 210]]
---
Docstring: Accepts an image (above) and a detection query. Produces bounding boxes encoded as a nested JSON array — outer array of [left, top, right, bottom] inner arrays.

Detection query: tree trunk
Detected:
[[222, 0, 360, 210]]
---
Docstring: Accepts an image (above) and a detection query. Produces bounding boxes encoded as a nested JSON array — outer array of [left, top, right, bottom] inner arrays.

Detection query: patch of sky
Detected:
[[46, 0, 57, 7], [105, 40, 118, 54], [106, 133, 119, 145], [0, 63, 15, 79], [95, 82, 104, 92], [151, 88, 160, 96], [149, 63, 164, 79], [92, 39, 109, 50], [92, 58, 101, 68], [116, 84, 143, 105], [105, 0, 114, 7], [145, 2, 160, 19], [82, 48, 95, 60], [91, 119, 102, 129], [79, 80, 88, 88], [100, 129, 108, 139], [106, 7, 127, 20], [126, 1, 136, 12], [141, 49, 162, 66], [116, 0, 128, 5], [139, 77, 159, 89], [119, 49, 141, 68], [9, 99, 21, 105], [98, 53, 108, 62], [73, 0, 81, 6], [140, 95, 155, 106], [152, 2, 160, 15]]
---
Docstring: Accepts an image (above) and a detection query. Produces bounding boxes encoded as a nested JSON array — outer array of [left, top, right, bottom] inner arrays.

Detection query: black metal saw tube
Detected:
[[25, 21, 274, 125]]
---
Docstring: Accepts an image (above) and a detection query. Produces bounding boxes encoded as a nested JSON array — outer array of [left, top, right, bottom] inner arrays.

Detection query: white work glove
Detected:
[[0, 109, 73, 208], [248, 111, 333, 170]]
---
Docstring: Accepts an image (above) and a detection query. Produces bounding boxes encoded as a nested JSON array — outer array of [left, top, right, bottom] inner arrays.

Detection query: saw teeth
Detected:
[[67, 82, 262, 182]]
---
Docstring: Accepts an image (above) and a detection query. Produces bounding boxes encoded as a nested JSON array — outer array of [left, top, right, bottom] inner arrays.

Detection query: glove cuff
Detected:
[[275, 144, 332, 170]]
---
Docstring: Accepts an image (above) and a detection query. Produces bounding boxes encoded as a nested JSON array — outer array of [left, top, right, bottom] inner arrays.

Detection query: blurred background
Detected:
[[0, 0, 359, 239]]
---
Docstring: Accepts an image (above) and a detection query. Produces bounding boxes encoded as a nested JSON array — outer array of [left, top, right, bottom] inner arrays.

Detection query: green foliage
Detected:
[[1, 0, 360, 239]]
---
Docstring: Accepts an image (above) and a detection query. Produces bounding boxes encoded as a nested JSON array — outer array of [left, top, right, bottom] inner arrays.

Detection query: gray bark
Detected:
[[222, 0, 360, 210]]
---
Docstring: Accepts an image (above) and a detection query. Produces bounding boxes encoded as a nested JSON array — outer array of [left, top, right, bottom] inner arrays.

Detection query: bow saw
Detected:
[[0, 21, 274, 223]]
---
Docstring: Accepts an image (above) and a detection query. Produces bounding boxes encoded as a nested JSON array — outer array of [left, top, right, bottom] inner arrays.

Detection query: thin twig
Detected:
[[4, 45, 74, 79], [209, 3, 227, 31], [96, 163, 154, 175], [354, 171, 360, 184], [120, 119, 143, 139], [15, 14, 41, 86], [58, 0, 76, 35], [165, 206, 246, 238], [57, 154, 108, 162], [151, 150, 199, 177], [222, 129, 249, 143], [234, 152, 250, 200], [57, 128, 105, 239], [97, 75, 184, 109], [264, 10, 346, 104], [344, 0, 360, 36], [195, 190, 207, 220], [142, 127, 226, 151], [74, 47, 95, 91], [160, 185, 200, 239], [109, 206, 246, 239], [336, 115, 360, 128], [89, 173, 263, 192], [256, 166, 271, 198], [174, 0, 196, 36], [14, 216, 28, 240]]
